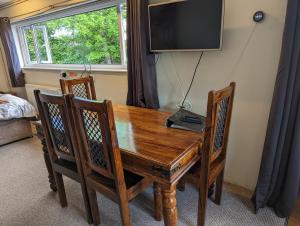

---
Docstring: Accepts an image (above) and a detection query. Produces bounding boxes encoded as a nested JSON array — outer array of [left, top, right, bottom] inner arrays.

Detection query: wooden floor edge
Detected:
[[223, 181, 253, 199]]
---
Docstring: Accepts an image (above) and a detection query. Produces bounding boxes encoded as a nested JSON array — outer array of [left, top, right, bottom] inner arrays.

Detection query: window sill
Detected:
[[22, 65, 127, 73]]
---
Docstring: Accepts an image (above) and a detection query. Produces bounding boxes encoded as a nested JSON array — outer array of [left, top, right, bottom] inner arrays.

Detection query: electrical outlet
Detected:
[[177, 100, 192, 111], [61, 70, 67, 78]]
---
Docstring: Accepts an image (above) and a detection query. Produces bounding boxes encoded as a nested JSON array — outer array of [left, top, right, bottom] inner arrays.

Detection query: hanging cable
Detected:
[[88, 63, 92, 76], [229, 23, 257, 78], [155, 54, 160, 65], [151, 54, 160, 66], [180, 51, 204, 108], [80, 63, 87, 77]]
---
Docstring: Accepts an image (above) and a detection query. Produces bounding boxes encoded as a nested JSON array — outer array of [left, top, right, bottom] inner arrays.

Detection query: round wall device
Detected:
[[253, 11, 265, 23]]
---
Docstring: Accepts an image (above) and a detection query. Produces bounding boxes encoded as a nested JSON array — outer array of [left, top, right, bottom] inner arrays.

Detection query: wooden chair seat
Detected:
[[87, 171, 151, 203], [182, 159, 225, 188], [52, 159, 79, 181], [88, 170, 144, 191]]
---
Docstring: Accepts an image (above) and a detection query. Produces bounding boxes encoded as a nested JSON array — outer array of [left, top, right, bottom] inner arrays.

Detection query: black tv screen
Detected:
[[148, 0, 224, 52]]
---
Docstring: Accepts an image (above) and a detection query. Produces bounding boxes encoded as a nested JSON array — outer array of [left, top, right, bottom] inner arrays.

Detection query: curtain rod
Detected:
[[9, 0, 75, 20]]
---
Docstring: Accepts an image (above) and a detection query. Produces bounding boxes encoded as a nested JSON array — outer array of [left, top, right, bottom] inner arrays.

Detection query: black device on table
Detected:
[[180, 115, 203, 124], [166, 108, 205, 132]]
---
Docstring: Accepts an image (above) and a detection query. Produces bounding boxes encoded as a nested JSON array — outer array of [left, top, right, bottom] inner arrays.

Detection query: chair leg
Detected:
[[153, 182, 162, 221], [118, 193, 131, 226], [214, 170, 224, 205], [87, 188, 100, 226], [177, 179, 186, 192], [197, 147, 209, 226], [197, 185, 208, 226], [53, 172, 67, 208], [80, 183, 93, 224]]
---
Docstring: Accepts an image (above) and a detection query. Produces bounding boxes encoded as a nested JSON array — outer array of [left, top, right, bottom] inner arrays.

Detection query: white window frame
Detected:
[[22, 25, 53, 64], [12, 0, 127, 72]]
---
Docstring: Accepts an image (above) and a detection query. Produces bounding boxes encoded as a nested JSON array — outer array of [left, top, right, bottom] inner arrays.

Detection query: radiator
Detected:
[[25, 84, 61, 108]]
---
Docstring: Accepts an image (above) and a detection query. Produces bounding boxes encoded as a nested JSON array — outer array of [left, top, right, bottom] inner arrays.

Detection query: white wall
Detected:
[[24, 69, 128, 105], [153, 0, 287, 190], [0, 0, 287, 190]]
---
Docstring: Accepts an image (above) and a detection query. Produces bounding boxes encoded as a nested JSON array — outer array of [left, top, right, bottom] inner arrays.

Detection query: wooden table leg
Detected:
[[35, 122, 57, 192], [154, 182, 163, 221], [161, 184, 177, 226]]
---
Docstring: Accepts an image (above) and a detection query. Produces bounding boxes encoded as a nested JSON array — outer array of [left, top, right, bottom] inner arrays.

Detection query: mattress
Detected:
[[0, 94, 37, 120], [0, 119, 33, 146]]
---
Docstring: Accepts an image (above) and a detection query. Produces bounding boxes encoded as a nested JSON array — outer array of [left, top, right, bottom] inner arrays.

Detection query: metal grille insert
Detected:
[[72, 83, 88, 99], [214, 98, 229, 151], [81, 109, 108, 169], [47, 103, 70, 154]]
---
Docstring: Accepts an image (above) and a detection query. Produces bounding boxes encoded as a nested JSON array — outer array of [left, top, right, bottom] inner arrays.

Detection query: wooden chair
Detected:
[[60, 76, 96, 100], [34, 90, 93, 224], [179, 82, 235, 226], [68, 95, 160, 226]]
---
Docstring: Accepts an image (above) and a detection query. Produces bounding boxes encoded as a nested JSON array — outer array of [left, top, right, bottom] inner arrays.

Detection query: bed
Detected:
[[0, 92, 37, 146]]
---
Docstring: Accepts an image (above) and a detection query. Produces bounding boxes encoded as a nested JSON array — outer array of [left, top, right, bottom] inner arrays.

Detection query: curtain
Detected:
[[252, 0, 300, 218], [126, 0, 159, 109], [0, 17, 24, 87]]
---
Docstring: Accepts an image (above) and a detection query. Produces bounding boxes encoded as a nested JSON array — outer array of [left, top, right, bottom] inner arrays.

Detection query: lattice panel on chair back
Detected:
[[72, 83, 88, 99], [80, 109, 111, 174], [46, 103, 71, 155], [213, 97, 229, 152]]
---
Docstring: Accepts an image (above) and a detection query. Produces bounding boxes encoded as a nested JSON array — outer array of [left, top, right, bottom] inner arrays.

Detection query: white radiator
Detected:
[[25, 84, 61, 108]]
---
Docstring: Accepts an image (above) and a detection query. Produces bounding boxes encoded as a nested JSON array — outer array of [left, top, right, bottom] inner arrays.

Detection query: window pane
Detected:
[[24, 29, 36, 62], [34, 6, 121, 65], [35, 28, 49, 62]]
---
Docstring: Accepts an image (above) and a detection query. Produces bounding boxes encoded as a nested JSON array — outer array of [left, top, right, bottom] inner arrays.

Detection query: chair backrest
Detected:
[[68, 96, 123, 181], [204, 82, 235, 164], [60, 76, 96, 100], [34, 90, 76, 162]]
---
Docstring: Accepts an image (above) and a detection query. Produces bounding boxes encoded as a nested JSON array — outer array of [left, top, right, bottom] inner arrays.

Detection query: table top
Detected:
[[113, 105, 203, 168], [34, 104, 204, 170]]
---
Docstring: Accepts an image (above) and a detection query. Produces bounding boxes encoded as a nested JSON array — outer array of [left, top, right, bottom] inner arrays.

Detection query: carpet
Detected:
[[0, 137, 285, 226]]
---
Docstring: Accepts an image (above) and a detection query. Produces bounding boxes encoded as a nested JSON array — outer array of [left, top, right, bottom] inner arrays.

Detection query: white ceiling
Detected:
[[0, 0, 13, 4]]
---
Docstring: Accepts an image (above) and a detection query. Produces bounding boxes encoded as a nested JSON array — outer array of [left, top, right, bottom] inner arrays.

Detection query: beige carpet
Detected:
[[0, 137, 285, 226]]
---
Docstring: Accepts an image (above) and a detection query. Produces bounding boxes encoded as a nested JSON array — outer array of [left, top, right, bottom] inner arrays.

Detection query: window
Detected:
[[14, 1, 127, 71]]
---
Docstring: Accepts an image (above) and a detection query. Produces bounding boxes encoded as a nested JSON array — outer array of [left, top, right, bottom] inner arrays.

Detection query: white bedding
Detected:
[[0, 94, 37, 120]]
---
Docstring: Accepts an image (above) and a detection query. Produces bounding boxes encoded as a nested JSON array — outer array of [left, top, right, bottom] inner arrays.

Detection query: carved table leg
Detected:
[[41, 138, 57, 192], [34, 122, 57, 192], [161, 184, 177, 226]]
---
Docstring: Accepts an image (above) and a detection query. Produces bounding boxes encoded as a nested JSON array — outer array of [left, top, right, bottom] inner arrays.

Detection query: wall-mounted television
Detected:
[[148, 0, 224, 52]]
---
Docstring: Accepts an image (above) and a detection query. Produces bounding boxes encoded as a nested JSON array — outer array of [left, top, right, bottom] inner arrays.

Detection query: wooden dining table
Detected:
[[33, 104, 204, 226]]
